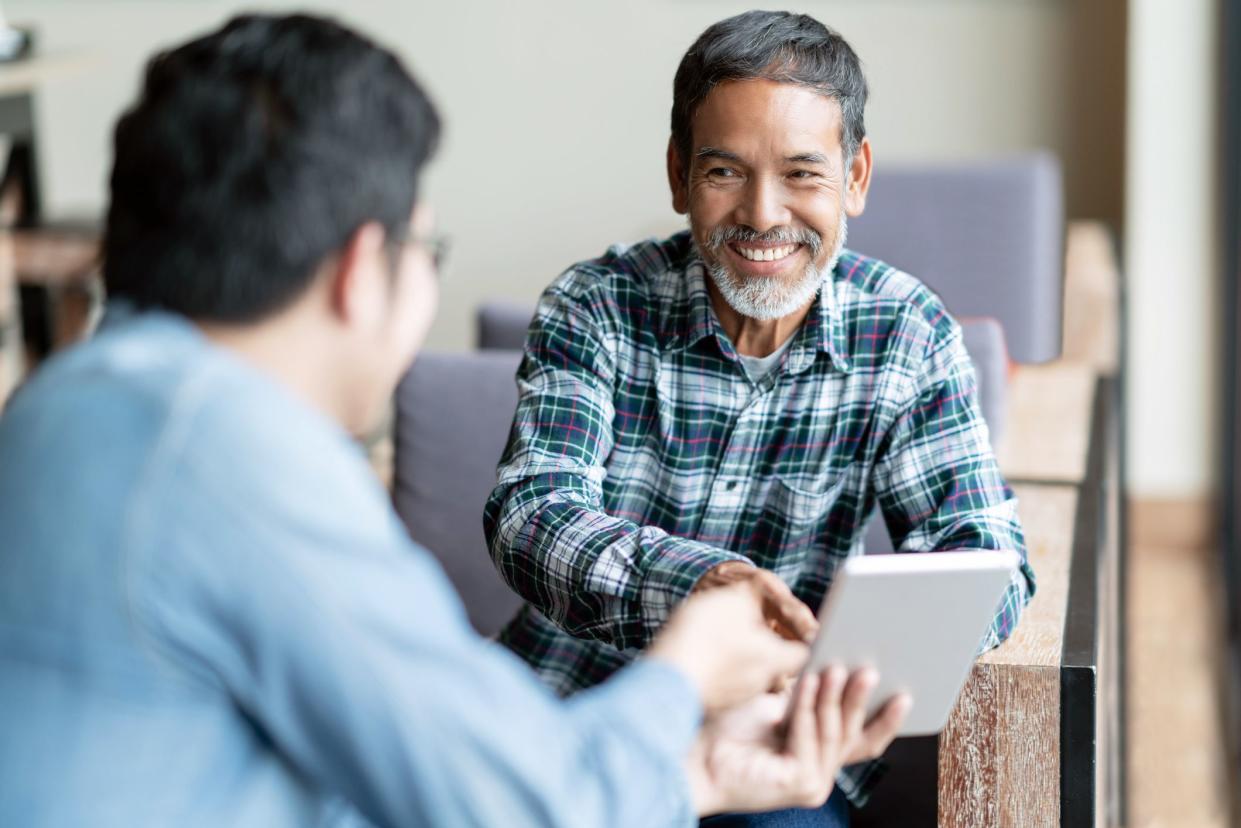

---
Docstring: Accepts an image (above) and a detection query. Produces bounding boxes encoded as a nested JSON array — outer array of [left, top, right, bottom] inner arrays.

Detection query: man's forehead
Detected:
[[690, 79, 844, 158]]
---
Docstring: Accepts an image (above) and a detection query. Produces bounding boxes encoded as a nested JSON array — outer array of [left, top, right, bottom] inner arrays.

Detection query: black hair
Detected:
[[671, 10, 867, 171], [103, 13, 440, 323]]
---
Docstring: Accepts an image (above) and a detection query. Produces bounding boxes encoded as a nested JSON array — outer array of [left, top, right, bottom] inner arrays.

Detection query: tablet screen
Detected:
[[797, 550, 1021, 736]]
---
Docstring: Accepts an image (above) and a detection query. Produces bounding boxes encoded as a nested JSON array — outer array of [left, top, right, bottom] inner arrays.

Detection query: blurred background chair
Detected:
[[846, 152, 1064, 365], [476, 300, 534, 352], [477, 153, 1063, 362], [392, 349, 523, 636]]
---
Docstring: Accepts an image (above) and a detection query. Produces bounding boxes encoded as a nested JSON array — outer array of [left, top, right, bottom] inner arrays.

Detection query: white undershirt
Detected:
[[738, 334, 796, 383]]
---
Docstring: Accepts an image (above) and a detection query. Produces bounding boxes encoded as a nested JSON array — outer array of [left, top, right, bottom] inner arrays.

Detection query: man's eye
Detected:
[[789, 169, 818, 180], [708, 167, 737, 178]]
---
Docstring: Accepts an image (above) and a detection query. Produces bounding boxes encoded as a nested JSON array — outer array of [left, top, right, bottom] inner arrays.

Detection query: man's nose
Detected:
[[734, 175, 792, 232]]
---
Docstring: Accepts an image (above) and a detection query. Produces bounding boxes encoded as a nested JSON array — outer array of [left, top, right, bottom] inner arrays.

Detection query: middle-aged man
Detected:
[[0, 13, 910, 828], [485, 10, 1038, 826]]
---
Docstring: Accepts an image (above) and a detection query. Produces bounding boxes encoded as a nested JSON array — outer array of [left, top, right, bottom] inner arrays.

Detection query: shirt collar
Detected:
[[662, 243, 852, 375]]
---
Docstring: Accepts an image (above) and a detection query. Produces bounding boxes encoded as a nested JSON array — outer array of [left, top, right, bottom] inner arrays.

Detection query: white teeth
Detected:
[[736, 244, 795, 262]]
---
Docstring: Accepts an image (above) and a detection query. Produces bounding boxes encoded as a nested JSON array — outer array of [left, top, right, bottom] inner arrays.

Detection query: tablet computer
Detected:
[[796, 550, 1021, 737]]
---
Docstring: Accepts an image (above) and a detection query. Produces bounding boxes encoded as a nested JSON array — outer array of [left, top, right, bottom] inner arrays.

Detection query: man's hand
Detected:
[[685, 667, 913, 817], [647, 584, 809, 712], [836, 668, 911, 766], [694, 561, 819, 643]]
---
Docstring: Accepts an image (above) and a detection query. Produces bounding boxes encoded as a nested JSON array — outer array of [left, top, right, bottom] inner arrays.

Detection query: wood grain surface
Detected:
[[938, 484, 1077, 826], [980, 484, 1076, 668], [935, 219, 1121, 826], [995, 365, 1096, 485], [1060, 222, 1120, 375], [939, 662, 1061, 827]]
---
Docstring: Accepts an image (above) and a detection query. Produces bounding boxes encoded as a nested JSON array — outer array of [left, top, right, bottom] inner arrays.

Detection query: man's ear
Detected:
[[843, 137, 873, 218], [666, 137, 689, 215], [328, 221, 388, 326]]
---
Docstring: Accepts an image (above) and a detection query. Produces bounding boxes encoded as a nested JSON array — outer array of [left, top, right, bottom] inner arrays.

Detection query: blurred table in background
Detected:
[[0, 48, 100, 405], [0, 222, 16, 404]]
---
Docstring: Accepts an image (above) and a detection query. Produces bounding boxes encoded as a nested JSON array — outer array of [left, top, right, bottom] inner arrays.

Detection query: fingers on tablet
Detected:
[[859, 692, 913, 758], [841, 667, 877, 738], [817, 665, 846, 754]]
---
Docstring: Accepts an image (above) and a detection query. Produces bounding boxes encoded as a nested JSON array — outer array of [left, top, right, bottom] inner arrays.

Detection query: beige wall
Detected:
[[23, 2, 1206, 497], [1125, 0, 1219, 499], [10, 0, 1089, 349]]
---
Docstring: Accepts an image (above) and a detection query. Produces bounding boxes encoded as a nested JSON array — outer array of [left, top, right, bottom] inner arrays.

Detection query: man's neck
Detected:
[[705, 279, 814, 357], [197, 312, 354, 432]]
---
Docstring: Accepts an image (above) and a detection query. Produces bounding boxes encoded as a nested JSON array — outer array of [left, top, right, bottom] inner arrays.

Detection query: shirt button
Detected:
[[725, 480, 738, 491]]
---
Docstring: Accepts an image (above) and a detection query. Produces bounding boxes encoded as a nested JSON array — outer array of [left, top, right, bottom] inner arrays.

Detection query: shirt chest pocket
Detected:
[[748, 471, 852, 574]]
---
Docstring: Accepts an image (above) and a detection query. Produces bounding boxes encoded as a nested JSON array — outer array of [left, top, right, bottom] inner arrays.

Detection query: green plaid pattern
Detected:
[[484, 230, 1035, 805]]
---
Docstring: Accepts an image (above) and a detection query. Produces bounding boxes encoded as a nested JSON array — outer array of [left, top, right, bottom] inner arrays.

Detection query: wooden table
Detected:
[[0, 49, 97, 366], [937, 372, 1123, 827], [939, 482, 1075, 825], [996, 363, 1097, 486], [930, 219, 1127, 826], [0, 51, 94, 225]]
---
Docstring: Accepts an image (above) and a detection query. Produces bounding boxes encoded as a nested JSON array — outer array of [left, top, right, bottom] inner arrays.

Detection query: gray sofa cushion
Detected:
[[959, 316, 1009, 447], [477, 301, 535, 351], [846, 153, 1063, 363], [479, 155, 1062, 364], [392, 350, 524, 636]]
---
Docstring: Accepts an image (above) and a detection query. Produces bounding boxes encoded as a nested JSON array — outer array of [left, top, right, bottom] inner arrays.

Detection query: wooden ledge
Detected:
[[996, 362, 1096, 485], [938, 482, 1077, 825], [979, 484, 1076, 668]]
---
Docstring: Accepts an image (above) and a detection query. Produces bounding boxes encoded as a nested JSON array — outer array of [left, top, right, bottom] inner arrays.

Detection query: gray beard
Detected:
[[703, 214, 848, 322]]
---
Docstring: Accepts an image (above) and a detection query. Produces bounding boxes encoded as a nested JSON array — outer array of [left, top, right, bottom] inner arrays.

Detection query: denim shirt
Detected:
[[0, 308, 700, 827]]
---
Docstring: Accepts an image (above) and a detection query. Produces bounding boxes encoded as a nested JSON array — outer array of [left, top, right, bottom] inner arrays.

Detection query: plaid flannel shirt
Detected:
[[484, 230, 1035, 806]]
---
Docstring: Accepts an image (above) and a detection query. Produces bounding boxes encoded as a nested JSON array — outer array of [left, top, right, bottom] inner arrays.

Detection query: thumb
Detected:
[[755, 630, 810, 677]]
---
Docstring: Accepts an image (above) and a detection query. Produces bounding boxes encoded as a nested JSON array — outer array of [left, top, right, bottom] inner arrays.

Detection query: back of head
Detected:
[[671, 10, 868, 167], [104, 14, 440, 324]]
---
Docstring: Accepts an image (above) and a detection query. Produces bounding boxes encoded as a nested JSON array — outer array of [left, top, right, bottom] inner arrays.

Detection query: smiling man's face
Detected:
[[669, 78, 870, 322]]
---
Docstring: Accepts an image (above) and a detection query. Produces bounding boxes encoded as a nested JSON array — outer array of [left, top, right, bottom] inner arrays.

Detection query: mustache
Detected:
[[704, 225, 823, 258]]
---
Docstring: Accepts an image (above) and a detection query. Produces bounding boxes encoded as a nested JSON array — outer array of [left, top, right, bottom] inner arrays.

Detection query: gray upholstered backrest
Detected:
[[392, 350, 524, 636], [477, 301, 535, 351], [960, 317, 1008, 446], [846, 153, 1063, 363], [481, 156, 1062, 363]]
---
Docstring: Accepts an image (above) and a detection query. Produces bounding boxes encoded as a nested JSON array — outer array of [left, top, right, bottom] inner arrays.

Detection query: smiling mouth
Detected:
[[729, 242, 802, 263]]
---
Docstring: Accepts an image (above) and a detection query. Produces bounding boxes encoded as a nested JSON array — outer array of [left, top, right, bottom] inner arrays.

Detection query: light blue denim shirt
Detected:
[[0, 308, 701, 827]]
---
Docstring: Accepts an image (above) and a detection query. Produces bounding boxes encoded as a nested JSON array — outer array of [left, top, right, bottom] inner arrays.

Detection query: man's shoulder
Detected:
[[546, 231, 693, 306], [529, 231, 694, 350], [1, 314, 207, 464], [0, 314, 235, 592], [3, 312, 374, 514], [834, 249, 959, 346]]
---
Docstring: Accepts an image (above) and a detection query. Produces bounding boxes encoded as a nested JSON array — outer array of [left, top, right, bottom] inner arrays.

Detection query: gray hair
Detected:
[[671, 10, 868, 174]]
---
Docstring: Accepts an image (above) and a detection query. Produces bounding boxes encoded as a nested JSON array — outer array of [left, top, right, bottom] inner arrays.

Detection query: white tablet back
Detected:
[[805, 550, 1021, 736]]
